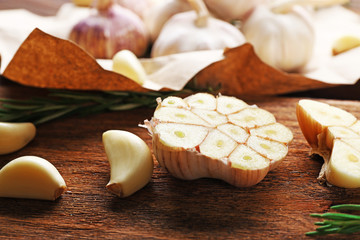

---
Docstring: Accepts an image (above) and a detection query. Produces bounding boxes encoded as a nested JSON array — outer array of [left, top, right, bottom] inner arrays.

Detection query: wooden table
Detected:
[[1, 78, 360, 239], [1, 1, 360, 239]]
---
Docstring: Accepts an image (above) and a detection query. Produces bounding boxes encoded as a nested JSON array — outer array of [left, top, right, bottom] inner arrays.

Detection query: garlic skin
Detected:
[[118, 0, 161, 19], [204, 0, 266, 21], [145, 93, 293, 187], [0, 122, 36, 155], [297, 99, 360, 188], [242, 5, 314, 72], [151, 0, 246, 57], [144, 0, 192, 42], [69, 2, 149, 59]]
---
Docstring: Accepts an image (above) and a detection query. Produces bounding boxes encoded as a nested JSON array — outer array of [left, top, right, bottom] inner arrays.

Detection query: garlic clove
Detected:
[[0, 156, 66, 200], [199, 129, 237, 159], [158, 96, 189, 108], [184, 92, 216, 110], [326, 140, 360, 188], [297, 99, 360, 188], [151, 0, 246, 57], [216, 95, 248, 115], [103, 130, 153, 197], [249, 123, 294, 144], [146, 93, 293, 187], [228, 144, 270, 186], [112, 49, 147, 85], [191, 108, 228, 127], [296, 99, 357, 148], [0, 122, 36, 155], [217, 123, 249, 144], [332, 35, 360, 55], [154, 106, 211, 127], [228, 107, 276, 129], [154, 123, 209, 149]]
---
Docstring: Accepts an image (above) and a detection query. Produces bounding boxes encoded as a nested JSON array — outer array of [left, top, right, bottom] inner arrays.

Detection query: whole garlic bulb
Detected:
[[242, 5, 314, 72], [69, 0, 149, 59], [204, 0, 267, 21], [144, 0, 192, 42], [151, 0, 246, 57], [117, 0, 160, 19]]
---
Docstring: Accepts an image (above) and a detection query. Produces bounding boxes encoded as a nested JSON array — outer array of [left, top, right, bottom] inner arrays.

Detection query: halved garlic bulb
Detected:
[[297, 99, 360, 188], [145, 93, 293, 187]]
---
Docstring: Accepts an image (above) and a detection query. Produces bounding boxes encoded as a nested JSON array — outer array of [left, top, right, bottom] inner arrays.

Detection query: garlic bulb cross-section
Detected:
[[145, 93, 293, 187], [297, 99, 360, 188]]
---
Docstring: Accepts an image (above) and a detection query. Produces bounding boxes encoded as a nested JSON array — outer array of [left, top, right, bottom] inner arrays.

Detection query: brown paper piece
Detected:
[[193, 44, 334, 96], [0, 28, 338, 95], [2, 28, 146, 92]]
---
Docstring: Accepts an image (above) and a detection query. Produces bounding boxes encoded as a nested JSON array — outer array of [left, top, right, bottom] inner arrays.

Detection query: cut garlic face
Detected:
[[297, 99, 360, 188], [0, 156, 66, 201], [146, 93, 293, 187]]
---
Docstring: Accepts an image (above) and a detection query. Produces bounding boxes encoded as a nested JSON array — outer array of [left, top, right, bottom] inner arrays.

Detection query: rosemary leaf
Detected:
[[34, 106, 78, 125], [1, 103, 40, 110], [108, 103, 143, 111], [331, 204, 360, 211], [0, 89, 194, 125], [307, 204, 360, 236]]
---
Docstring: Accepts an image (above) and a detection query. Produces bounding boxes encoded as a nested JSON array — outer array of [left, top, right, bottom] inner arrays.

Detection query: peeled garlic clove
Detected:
[[297, 99, 360, 188], [146, 93, 293, 187], [103, 130, 153, 197], [0, 156, 66, 200], [0, 122, 36, 155], [144, 0, 192, 42], [112, 49, 147, 85], [242, 5, 314, 72], [151, 0, 246, 57], [69, 0, 149, 59], [332, 35, 360, 55]]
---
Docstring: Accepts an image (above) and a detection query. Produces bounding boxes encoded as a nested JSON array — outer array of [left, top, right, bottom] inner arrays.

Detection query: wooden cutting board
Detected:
[[0, 79, 360, 239]]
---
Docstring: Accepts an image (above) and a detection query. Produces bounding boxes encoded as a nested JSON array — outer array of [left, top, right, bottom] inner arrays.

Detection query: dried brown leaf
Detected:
[[3, 28, 147, 92], [3, 28, 336, 96], [192, 44, 335, 96]]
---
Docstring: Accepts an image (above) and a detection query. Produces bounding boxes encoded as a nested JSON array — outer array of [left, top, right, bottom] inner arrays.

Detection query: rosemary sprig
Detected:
[[306, 204, 360, 236], [0, 89, 193, 125]]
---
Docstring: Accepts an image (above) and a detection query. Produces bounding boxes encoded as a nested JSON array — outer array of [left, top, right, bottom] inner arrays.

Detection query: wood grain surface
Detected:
[[1, 2, 360, 239], [1, 78, 360, 239]]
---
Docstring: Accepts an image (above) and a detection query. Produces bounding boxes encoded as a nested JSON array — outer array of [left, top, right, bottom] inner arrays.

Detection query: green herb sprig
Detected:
[[306, 204, 360, 236], [0, 89, 194, 125]]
